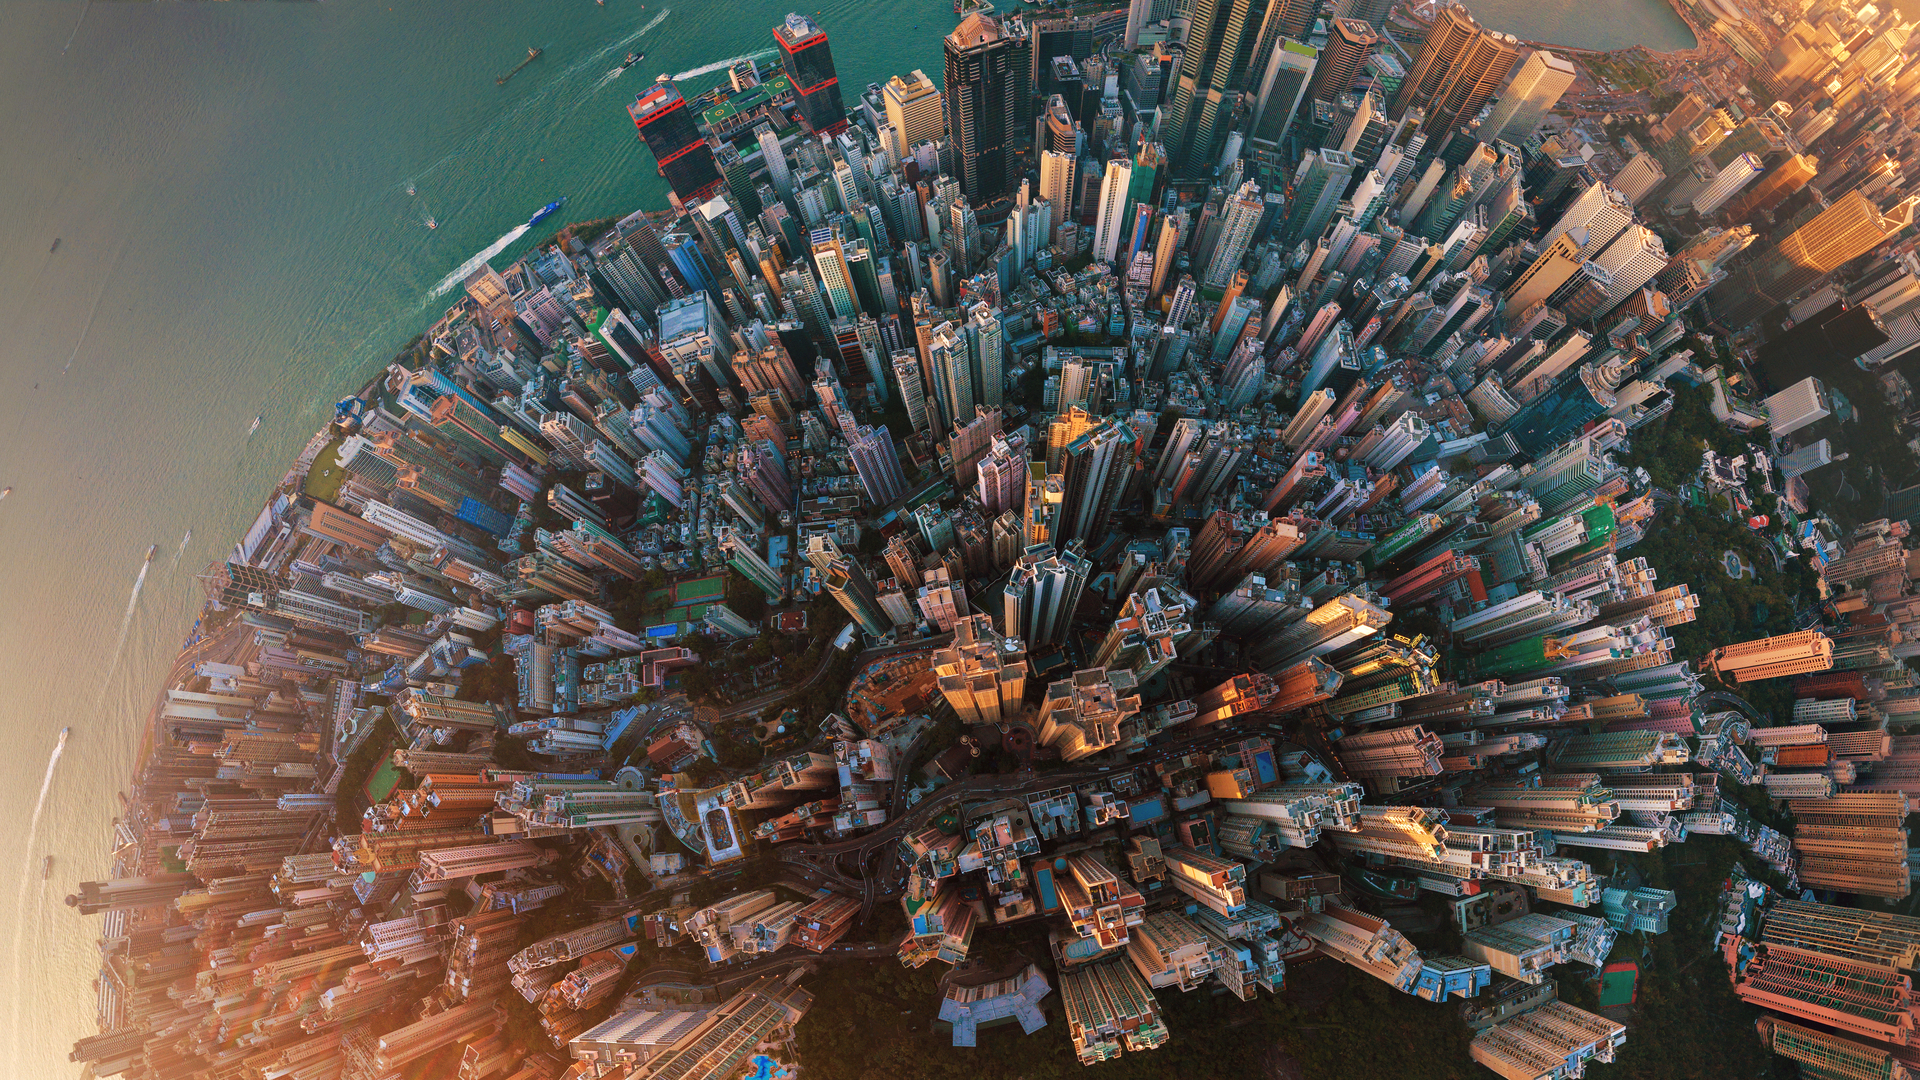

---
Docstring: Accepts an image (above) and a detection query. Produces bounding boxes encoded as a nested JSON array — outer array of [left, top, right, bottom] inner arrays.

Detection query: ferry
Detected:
[[621, 51, 644, 69], [145, 544, 158, 564], [526, 197, 567, 227]]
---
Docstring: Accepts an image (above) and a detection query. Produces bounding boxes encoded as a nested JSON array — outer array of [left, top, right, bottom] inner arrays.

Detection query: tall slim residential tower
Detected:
[[1475, 50, 1576, 146], [1393, 4, 1520, 136], [849, 425, 908, 504], [1709, 191, 1919, 328], [774, 14, 849, 136], [807, 535, 890, 636], [1304, 19, 1378, 113], [1039, 151, 1077, 242], [945, 14, 1026, 204], [1056, 414, 1138, 545], [1206, 182, 1267, 287], [1093, 158, 1136, 264], [883, 70, 945, 158], [630, 78, 725, 204]]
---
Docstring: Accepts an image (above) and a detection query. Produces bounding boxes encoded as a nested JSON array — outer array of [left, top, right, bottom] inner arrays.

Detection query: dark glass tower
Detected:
[[945, 14, 1028, 205], [774, 13, 849, 136], [629, 78, 724, 204]]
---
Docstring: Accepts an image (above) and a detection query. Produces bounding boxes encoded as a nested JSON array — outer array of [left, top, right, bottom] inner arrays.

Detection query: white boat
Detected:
[[248, 415, 261, 436]]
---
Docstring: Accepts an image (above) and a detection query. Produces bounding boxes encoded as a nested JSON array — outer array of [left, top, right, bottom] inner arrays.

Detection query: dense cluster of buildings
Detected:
[[64, 1, 1920, 1079]]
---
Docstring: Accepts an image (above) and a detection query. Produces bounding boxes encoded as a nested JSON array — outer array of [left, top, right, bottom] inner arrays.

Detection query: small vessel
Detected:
[[248, 415, 261, 436], [145, 544, 158, 564], [622, 51, 644, 68], [405, 182, 416, 196], [0, 487, 10, 500], [498, 46, 544, 86], [425, 216, 438, 229], [41, 856, 52, 880], [49, 238, 60, 253], [526, 197, 567, 227]]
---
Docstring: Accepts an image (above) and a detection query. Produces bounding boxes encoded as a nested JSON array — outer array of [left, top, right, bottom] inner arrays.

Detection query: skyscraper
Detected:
[[1475, 50, 1576, 146], [1393, 4, 1519, 136], [1280, 151, 1355, 248], [1093, 158, 1136, 264], [1304, 19, 1378, 113], [945, 15, 1027, 205], [629, 78, 724, 204], [1163, 0, 1268, 166], [1039, 151, 1076, 243], [1691, 153, 1764, 216], [1248, 40, 1317, 160], [1708, 191, 1919, 328], [774, 13, 849, 136], [807, 535, 890, 636], [849, 425, 908, 504], [883, 69, 945, 159], [1056, 414, 1138, 544], [1206, 182, 1267, 287], [1005, 543, 1092, 647]]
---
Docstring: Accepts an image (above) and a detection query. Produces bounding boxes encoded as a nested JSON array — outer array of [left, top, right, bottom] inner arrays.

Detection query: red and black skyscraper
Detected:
[[773, 13, 848, 137], [629, 77, 725, 205]]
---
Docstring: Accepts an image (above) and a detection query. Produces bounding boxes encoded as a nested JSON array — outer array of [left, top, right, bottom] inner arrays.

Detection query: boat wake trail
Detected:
[[62, 0, 91, 53], [8, 727, 70, 1057], [171, 530, 192, 570], [430, 224, 529, 297], [97, 557, 151, 696], [674, 48, 774, 82]]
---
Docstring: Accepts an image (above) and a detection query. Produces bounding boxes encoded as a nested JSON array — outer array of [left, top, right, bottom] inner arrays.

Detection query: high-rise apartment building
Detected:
[[1304, 19, 1378, 114], [1093, 158, 1136, 264]]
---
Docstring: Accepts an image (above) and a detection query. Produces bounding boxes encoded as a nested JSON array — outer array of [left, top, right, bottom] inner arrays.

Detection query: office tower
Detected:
[[1163, 0, 1268, 166], [1005, 542, 1091, 647], [629, 78, 724, 204], [1710, 192, 1917, 329], [849, 424, 907, 504], [1476, 50, 1576, 146], [945, 14, 1026, 204], [1039, 151, 1076, 244], [1205, 182, 1265, 287], [1725, 153, 1817, 219], [1591, 225, 1667, 314], [1610, 152, 1664, 206], [1500, 364, 1615, 456], [1304, 19, 1378, 113], [884, 69, 944, 158], [1055, 413, 1137, 545], [1545, 182, 1633, 257], [1249, 39, 1317, 158], [1393, 4, 1520, 136], [1093, 158, 1135, 264], [1281, 151, 1355, 248], [774, 14, 848, 135], [1692, 153, 1763, 215]]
